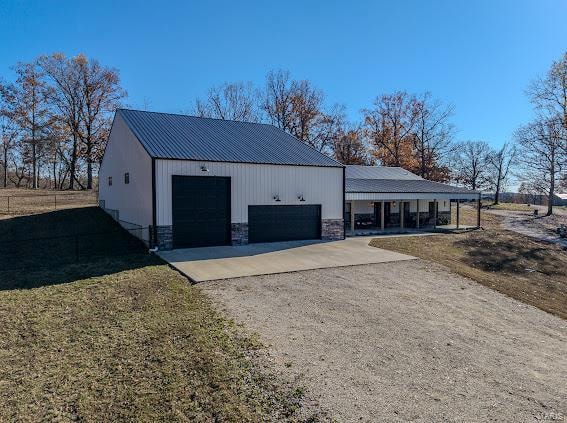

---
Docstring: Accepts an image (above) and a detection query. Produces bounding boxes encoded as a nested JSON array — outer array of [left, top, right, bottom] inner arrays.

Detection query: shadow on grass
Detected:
[[0, 207, 159, 290], [454, 230, 561, 276]]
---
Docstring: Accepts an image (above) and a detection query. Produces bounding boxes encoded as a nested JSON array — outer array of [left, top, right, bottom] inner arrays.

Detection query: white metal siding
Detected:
[[155, 160, 343, 226], [98, 114, 153, 239]]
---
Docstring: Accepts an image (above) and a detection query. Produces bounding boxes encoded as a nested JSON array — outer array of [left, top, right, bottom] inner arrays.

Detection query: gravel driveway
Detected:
[[200, 261, 567, 422], [487, 208, 567, 248]]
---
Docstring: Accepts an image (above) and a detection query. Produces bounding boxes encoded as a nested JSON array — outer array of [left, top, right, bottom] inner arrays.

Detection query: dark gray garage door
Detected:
[[172, 175, 231, 249], [248, 205, 321, 243]]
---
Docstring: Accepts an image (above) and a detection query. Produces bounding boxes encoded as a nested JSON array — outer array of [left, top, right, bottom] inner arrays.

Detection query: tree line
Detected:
[[1, 52, 565, 215], [0, 53, 126, 190], [191, 71, 459, 182], [191, 55, 566, 215]]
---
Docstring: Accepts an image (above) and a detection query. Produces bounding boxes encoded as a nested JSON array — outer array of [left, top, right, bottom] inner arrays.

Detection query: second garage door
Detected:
[[248, 205, 321, 243]]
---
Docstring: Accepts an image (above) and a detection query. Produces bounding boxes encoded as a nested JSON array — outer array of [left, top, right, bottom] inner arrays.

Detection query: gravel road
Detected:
[[200, 261, 567, 422], [487, 208, 567, 248]]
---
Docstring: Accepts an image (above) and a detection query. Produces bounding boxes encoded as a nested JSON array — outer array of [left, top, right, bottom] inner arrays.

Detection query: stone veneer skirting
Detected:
[[154, 219, 345, 250], [231, 222, 249, 245], [322, 219, 345, 241]]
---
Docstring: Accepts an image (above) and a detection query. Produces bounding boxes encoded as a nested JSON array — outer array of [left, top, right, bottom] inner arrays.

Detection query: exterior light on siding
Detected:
[[200, 165, 209, 172], [298, 195, 305, 202], [273, 194, 281, 202], [392, 201, 396, 207]]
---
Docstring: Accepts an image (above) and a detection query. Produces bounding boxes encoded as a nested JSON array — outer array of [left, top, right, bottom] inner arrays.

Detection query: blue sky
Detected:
[[1, 0, 565, 149]]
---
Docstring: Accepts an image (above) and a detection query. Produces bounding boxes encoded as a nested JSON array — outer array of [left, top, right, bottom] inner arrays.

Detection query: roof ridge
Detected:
[[118, 108, 275, 127]]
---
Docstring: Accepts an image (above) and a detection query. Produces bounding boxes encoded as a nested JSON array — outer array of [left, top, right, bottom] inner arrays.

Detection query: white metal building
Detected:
[[98, 109, 345, 250]]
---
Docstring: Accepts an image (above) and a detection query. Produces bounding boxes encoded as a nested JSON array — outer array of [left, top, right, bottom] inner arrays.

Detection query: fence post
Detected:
[[54, 194, 57, 210], [7, 196, 9, 214], [75, 235, 79, 261]]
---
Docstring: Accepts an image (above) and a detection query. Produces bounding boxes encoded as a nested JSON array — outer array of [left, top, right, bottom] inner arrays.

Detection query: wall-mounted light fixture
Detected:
[[200, 165, 209, 172], [273, 194, 281, 202], [392, 201, 397, 207], [298, 194, 305, 202]]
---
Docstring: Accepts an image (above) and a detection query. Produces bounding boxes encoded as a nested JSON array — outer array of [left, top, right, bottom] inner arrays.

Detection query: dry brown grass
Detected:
[[0, 258, 311, 421], [0, 208, 314, 421], [0, 188, 97, 217], [484, 201, 533, 211], [372, 208, 567, 319]]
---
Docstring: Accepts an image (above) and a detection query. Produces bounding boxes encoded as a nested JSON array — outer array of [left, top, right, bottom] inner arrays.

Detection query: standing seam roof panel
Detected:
[[118, 109, 341, 167]]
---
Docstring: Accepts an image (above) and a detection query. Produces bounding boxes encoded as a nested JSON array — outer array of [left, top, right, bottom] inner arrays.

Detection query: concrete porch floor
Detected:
[[158, 237, 415, 282]]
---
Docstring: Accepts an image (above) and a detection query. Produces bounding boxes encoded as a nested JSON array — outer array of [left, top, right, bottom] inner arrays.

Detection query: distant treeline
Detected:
[[1, 52, 565, 215]]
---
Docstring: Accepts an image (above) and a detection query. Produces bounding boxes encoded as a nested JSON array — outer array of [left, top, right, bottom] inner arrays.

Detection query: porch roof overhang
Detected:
[[345, 178, 480, 201], [346, 192, 479, 201]]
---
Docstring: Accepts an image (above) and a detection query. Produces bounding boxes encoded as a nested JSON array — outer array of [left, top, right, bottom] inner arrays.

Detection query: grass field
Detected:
[[0, 207, 313, 421], [372, 208, 567, 319], [0, 188, 97, 217], [482, 201, 533, 211]]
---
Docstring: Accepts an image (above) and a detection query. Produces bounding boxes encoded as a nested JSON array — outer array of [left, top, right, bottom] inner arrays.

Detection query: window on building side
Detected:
[[124, 172, 130, 184], [108, 176, 112, 186]]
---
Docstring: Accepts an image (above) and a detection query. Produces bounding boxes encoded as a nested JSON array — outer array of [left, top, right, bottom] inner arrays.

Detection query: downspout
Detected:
[[151, 157, 157, 249], [342, 166, 346, 239]]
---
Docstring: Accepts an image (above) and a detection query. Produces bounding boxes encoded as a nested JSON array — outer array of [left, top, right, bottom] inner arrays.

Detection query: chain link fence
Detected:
[[0, 191, 98, 216], [1, 226, 150, 271]]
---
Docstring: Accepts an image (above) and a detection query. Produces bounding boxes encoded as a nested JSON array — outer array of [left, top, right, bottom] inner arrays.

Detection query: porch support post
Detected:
[[456, 200, 460, 229], [477, 195, 481, 228], [433, 199, 437, 229], [400, 201, 404, 228], [416, 199, 420, 229], [350, 202, 355, 234], [381, 201, 385, 230]]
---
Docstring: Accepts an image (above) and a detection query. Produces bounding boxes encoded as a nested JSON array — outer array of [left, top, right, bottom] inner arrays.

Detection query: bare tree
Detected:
[[0, 63, 54, 188], [413, 92, 455, 181], [261, 70, 341, 154], [363, 91, 420, 169], [0, 114, 18, 187], [75, 54, 126, 189], [37, 53, 84, 189], [262, 70, 295, 131], [515, 118, 565, 215], [332, 126, 371, 165], [527, 51, 567, 139], [486, 143, 517, 205], [194, 82, 259, 122], [452, 140, 490, 190]]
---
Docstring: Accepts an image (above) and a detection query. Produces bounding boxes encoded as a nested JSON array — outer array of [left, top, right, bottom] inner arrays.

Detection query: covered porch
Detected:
[[345, 194, 481, 237]]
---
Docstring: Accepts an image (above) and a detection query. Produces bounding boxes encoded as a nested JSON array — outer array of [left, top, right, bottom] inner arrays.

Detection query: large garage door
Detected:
[[248, 205, 321, 243], [172, 176, 230, 249]]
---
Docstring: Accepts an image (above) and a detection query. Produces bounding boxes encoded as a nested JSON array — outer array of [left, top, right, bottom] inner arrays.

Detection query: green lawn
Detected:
[[0, 208, 313, 421]]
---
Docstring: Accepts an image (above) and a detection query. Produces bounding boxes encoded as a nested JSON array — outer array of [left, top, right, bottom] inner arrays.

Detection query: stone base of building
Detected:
[[152, 225, 173, 250], [231, 222, 249, 245], [322, 219, 344, 240]]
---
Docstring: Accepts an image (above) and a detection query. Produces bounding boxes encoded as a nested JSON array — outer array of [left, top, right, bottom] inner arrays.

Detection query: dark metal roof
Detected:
[[346, 178, 479, 194], [117, 109, 342, 167], [346, 165, 422, 180]]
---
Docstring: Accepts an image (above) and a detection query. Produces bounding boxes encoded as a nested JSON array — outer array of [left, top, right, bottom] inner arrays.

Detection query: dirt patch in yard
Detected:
[[200, 262, 567, 422]]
